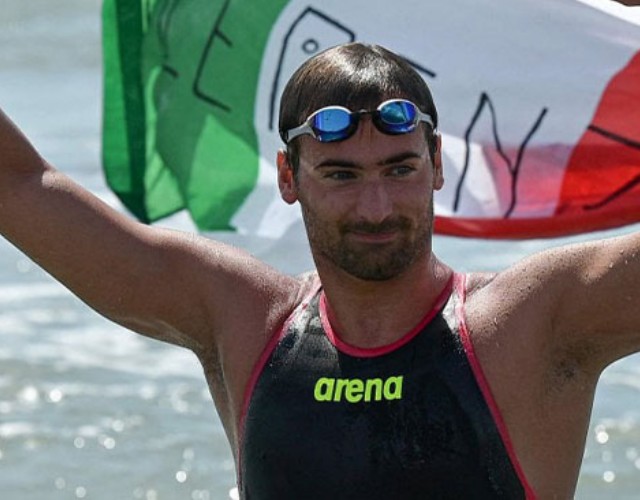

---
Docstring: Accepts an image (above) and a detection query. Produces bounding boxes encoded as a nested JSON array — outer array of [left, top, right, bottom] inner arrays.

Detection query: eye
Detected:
[[324, 170, 357, 181], [387, 165, 415, 177]]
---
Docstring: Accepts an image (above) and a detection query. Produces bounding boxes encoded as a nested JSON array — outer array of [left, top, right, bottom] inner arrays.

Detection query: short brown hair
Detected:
[[278, 43, 438, 171]]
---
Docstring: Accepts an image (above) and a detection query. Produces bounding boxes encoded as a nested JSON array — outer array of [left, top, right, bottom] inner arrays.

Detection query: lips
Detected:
[[342, 218, 410, 234], [347, 229, 400, 244], [341, 218, 410, 243]]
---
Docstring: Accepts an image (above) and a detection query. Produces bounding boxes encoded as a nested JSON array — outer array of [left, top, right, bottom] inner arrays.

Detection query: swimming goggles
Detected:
[[282, 99, 435, 144]]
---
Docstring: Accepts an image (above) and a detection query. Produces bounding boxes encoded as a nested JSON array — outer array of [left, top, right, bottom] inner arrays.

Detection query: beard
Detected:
[[300, 202, 433, 281]]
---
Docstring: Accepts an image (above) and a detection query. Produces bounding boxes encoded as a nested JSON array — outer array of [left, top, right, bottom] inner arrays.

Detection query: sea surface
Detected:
[[1, 1, 640, 498]]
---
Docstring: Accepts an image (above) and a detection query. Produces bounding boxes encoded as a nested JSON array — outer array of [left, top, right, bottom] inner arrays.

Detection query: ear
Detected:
[[277, 149, 298, 204], [432, 133, 444, 191]]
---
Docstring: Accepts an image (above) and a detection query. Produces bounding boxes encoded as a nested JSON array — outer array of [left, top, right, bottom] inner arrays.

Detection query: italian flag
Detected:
[[102, 0, 640, 239]]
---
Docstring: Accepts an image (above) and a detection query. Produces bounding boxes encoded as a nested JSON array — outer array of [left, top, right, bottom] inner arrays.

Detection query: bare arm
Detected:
[[550, 233, 640, 366], [0, 108, 299, 356], [486, 232, 640, 371]]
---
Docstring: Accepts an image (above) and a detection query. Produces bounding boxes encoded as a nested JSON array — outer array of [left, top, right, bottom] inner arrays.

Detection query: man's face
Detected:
[[279, 120, 443, 281]]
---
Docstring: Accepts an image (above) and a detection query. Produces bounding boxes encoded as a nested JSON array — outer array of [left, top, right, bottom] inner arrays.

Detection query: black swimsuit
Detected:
[[238, 274, 535, 499]]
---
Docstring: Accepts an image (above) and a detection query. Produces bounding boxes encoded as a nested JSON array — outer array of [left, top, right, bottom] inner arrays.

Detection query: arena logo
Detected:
[[313, 375, 403, 403]]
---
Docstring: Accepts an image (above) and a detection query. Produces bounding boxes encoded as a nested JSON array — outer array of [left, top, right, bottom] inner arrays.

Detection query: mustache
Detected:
[[341, 217, 412, 234]]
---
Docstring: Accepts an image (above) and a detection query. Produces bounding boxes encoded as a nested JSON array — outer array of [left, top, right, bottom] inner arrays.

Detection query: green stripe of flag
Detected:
[[102, 0, 290, 229]]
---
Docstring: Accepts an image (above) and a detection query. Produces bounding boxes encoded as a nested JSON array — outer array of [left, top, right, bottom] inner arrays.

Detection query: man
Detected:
[[1, 42, 639, 498]]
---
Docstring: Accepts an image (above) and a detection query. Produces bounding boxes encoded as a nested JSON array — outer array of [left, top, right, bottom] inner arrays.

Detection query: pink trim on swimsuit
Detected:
[[319, 276, 454, 358], [236, 277, 321, 490], [454, 273, 538, 500]]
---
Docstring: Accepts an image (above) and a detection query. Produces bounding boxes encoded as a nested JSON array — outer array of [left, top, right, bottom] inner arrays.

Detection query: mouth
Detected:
[[347, 229, 400, 244], [341, 218, 410, 245]]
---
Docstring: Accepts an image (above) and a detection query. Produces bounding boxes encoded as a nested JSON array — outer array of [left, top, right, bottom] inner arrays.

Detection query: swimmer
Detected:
[[1, 42, 639, 499]]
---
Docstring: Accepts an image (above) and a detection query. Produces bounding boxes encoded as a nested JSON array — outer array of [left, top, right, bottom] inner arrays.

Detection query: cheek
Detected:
[[297, 180, 351, 220], [390, 182, 431, 211], [300, 198, 342, 233]]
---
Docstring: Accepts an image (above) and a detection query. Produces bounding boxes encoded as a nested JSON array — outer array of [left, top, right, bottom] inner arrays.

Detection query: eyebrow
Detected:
[[314, 151, 425, 169], [379, 151, 425, 166]]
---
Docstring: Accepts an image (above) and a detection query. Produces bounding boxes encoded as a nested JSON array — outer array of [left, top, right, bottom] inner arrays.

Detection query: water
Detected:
[[1, 1, 639, 498]]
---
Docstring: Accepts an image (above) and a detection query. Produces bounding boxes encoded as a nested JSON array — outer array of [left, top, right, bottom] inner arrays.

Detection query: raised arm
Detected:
[[0, 108, 298, 356], [483, 231, 640, 372], [548, 232, 640, 367]]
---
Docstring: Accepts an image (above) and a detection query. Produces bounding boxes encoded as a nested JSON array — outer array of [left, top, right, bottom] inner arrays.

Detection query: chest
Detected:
[[238, 296, 525, 499]]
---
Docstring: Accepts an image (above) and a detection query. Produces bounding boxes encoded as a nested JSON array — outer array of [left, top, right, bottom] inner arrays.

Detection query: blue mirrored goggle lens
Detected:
[[377, 101, 418, 133], [311, 108, 353, 142]]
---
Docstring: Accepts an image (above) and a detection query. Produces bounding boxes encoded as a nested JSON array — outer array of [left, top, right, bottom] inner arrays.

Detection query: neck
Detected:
[[317, 253, 452, 349]]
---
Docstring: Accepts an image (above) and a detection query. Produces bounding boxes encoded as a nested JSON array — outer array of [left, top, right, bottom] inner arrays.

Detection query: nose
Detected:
[[354, 180, 393, 224]]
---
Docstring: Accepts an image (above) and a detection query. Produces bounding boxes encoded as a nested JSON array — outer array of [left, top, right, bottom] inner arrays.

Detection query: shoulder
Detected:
[[460, 247, 575, 372], [462, 247, 570, 344], [144, 228, 313, 353], [463, 243, 575, 316], [460, 237, 624, 376], [205, 268, 318, 424]]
